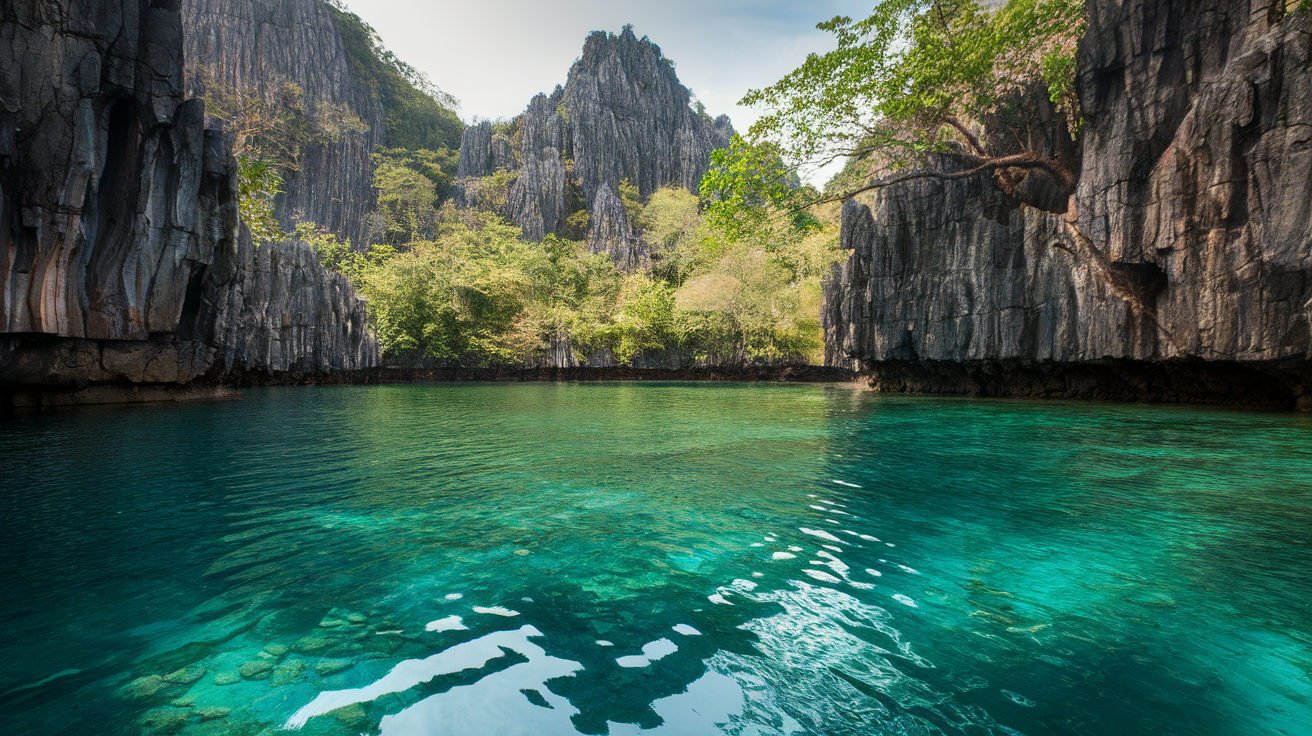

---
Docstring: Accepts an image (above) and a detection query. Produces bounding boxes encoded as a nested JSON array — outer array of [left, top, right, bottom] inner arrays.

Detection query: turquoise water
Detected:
[[1, 384, 1311, 736]]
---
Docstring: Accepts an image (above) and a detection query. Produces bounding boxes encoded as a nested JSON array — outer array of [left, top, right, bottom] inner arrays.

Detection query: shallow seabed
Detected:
[[1, 383, 1310, 736]]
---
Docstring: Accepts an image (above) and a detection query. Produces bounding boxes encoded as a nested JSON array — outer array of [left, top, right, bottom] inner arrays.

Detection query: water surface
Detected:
[[1, 383, 1310, 735]]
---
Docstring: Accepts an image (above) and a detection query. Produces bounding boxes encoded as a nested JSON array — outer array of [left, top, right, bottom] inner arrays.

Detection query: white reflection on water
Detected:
[[287, 622, 747, 736], [284, 625, 570, 729], [377, 634, 584, 735], [425, 615, 467, 632], [616, 638, 679, 668], [799, 528, 844, 543]]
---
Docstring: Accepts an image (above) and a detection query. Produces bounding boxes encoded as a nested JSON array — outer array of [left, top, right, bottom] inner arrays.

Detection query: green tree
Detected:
[[237, 159, 284, 246], [740, 0, 1085, 204], [699, 135, 817, 240], [371, 150, 443, 246], [616, 179, 651, 233], [296, 222, 363, 280]]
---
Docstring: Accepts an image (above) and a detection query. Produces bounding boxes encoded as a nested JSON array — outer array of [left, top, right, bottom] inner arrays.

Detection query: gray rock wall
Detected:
[[1, 0, 217, 341], [509, 93, 569, 240], [823, 0, 1312, 405], [566, 29, 733, 206], [201, 229, 377, 375], [587, 183, 645, 270], [181, 0, 382, 249], [457, 28, 735, 264], [1, 0, 377, 400]]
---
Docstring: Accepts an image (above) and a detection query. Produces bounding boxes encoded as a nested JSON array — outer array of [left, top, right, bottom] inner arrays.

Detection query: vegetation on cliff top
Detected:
[[199, 1, 465, 247], [720, 0, 1085, 217], [326, 1, 463, 153], [198, 76, 367, 244]]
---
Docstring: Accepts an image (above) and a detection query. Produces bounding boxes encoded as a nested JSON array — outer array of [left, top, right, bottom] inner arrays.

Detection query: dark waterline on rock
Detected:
[[1, 383, 1310, 735]]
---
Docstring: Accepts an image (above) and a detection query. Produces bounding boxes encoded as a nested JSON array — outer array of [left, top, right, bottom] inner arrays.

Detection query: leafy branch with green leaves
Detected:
[[734, 0, 1085, 211]]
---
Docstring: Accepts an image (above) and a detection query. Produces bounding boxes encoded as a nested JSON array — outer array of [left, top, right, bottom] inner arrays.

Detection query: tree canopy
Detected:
[[723, 0, 1085, 215]]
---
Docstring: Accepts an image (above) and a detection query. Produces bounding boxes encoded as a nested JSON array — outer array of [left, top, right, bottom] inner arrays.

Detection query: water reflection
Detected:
[[1, 385, 1310, 736]]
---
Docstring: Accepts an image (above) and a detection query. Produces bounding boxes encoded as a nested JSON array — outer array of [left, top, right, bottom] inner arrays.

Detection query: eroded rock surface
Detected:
[[181, 0, 382, 249], [1, 0, 377, 402], [457, 28, 735, 265], [824, 0, 1312, 407]]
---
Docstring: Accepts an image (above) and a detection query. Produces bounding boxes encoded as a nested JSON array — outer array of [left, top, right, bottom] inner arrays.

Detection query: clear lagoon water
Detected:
[[1, 383, 1311, 736]]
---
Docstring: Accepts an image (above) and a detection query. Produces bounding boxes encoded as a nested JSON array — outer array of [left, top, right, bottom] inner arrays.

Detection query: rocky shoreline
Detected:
[[9, 357, 1312, 412]]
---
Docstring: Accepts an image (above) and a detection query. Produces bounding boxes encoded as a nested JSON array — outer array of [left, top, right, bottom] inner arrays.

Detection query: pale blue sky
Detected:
[[341, 0, 875, 179]]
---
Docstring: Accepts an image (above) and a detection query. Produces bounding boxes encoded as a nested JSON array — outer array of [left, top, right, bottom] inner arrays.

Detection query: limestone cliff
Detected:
[[0, 0, 377, 405], [181, 0, 381, 249], [458, 28, 734, 266], [181, 0, 464, 250], [823, 0, 1312, 409]]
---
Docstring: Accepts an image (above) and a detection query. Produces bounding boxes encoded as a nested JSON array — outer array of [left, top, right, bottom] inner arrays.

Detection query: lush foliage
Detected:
[[237, 159, 285, 246], [327, 1, 464, 152], [699, 135, 817, 239], [739, 0, 1084, 199], [322, 179, 841, 367], [369, 148, 460, 246]]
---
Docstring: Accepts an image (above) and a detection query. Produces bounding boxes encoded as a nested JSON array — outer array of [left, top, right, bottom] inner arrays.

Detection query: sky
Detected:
[[339, 0, 878, 183]]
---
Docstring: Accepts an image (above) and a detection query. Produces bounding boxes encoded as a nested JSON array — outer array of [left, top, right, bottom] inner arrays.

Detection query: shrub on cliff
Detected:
[[196, 76, 368, 244], [326, 1, 463, 152]]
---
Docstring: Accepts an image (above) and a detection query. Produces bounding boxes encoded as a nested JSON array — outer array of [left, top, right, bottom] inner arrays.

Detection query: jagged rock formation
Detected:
[[457, 120, 519, 178], [1, 0, 377, 404], [587, 183, 644, 270], [201, 232, 376, 375], [458, 28, 734, 266], [823, 0, 1312, 409], [566, 30, 734, 204], [2, 0, 220, 341], [181, 0, 382, 249]]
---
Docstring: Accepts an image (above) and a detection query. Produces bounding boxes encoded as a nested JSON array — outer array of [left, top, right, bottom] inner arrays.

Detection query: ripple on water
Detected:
[[2, 384, 1310, 736]]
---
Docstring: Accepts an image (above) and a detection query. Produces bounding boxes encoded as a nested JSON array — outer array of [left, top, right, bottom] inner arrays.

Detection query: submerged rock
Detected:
[[196, 706, 231, 721], [238, 660, 274, 680], [138, 708, 189, 733], [119, 675, 169, 700], [212, 672, 241, 686], [262, 643, 290, 658], [163, 665, 207, 685], [292, 635, 338, 654], [331, 702, 370, 730], [315, 658, 355, 676], [272, 660, 306, 686]]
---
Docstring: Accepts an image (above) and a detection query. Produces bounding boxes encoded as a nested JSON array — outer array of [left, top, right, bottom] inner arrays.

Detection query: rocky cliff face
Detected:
[[181, 0, 382, 249], [458, 28, 734, 265], [1, 0, 377, 404], [824, 0, 1312, 409]]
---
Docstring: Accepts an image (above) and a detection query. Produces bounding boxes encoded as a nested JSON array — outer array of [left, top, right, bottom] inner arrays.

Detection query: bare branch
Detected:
[[792, 152, 1075, 212], [943, 116, 987, 157]]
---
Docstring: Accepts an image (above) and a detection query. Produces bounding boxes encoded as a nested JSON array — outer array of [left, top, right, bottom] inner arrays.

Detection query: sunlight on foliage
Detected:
[[238, 159, 284, 245], [330, 186, 841, 367], [741, 0, 1085, 176]]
